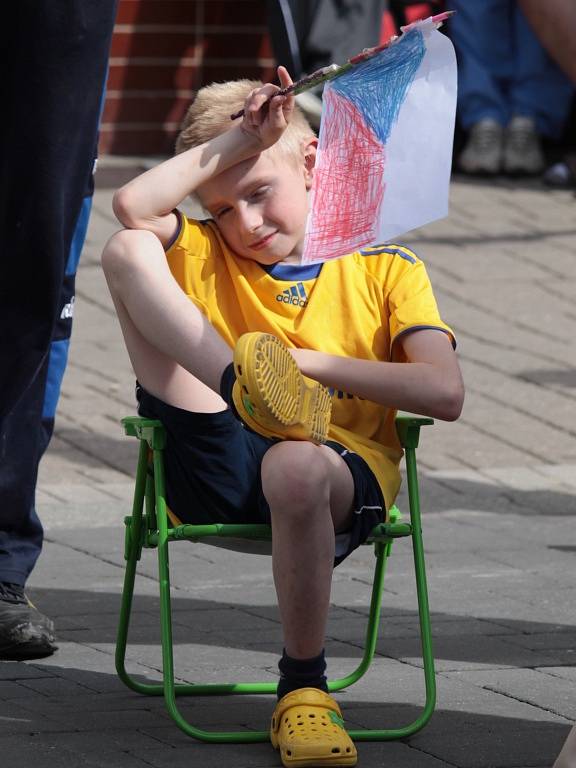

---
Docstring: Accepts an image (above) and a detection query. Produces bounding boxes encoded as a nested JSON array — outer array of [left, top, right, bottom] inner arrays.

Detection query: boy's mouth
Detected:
[[249, 232, 277, 250]]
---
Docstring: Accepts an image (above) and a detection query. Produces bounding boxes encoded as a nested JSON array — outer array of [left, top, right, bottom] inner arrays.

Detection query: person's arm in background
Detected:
[[552, 723, 576, 768], [517, 0, 576, 83], [517, 7, 576, 768]]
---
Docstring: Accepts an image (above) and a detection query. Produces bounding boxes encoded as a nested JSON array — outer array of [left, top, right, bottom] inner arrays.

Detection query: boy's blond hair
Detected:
[[175, 79, 315, 161]]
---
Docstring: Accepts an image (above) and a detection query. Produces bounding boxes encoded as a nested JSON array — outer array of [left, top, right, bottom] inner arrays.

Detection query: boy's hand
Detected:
[[241, 66, 295, 150]]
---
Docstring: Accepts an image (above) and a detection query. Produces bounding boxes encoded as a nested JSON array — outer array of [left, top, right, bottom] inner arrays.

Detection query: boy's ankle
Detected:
[[277, 649, 328, 700]]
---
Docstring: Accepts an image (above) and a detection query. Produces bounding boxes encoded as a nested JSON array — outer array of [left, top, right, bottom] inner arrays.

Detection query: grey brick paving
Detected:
[[1, 162, 574, 767]]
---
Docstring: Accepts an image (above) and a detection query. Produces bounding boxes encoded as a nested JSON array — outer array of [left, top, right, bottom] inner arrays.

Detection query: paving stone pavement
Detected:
[[2, 160, 575, 767]]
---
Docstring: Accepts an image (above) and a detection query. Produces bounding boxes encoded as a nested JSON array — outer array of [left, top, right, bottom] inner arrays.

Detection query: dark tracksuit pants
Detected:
[[0, 1, 117, 586]]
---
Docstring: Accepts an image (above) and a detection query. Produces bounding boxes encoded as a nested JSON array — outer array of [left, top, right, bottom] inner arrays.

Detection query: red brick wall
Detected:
[[100, 0, 275, 156]]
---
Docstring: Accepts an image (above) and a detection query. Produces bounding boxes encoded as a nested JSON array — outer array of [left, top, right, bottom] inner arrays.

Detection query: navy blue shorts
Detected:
[[136, 385, 385, 565]]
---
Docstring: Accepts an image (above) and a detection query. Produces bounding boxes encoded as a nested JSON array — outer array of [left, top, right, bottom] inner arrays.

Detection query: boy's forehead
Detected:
[[198, 152, 290, 205]]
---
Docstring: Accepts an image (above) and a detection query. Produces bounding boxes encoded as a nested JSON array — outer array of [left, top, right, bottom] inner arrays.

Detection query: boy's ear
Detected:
[[302, 137, 318, 189]]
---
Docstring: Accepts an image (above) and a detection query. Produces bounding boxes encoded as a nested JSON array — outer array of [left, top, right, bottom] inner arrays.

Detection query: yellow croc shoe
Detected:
[[270, 687, 358, 767], [232, 332, 332, 445]]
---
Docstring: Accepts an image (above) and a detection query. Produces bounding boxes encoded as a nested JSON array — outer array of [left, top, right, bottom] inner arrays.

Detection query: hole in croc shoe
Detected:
[[237, 365, 243, 375], [346, 748, 351, 753], [286, 750, 292, 756], [332, 748, 341, 754], [308, 714, 315, 718]]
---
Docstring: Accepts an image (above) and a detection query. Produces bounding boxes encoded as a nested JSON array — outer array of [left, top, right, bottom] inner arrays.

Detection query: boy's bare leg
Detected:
[[101, 228, 231, 411], [261, 441, 355, 659]]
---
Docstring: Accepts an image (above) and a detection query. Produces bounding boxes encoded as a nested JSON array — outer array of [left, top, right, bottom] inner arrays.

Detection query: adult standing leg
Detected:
[[0, 1, 117, 659], [450, 0, 573, 175], [516, 8, 576, 765], [448, 0, 512, 174]]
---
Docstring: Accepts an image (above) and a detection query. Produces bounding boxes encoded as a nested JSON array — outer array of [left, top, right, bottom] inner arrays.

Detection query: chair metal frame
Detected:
[[115, 413, 436, 743]]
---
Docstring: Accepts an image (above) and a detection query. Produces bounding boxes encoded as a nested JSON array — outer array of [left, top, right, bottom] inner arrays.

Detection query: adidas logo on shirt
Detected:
[[276, 282, 308, 308]]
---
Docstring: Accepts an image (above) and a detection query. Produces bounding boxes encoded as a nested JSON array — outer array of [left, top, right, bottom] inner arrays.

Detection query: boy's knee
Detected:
[[261, 442, 330, 516], [101, 228, 160, 280]]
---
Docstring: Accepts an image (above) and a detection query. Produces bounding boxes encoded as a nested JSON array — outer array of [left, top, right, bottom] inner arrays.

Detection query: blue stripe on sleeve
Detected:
[[360, 245, 417, 263]]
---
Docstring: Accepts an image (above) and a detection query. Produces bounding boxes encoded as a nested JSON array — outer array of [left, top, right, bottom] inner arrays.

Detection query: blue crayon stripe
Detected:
[[331, 29, 425, 144]]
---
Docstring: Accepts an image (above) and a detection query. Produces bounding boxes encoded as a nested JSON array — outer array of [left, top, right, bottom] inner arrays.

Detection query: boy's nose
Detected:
[[240, 206, 263, 233]]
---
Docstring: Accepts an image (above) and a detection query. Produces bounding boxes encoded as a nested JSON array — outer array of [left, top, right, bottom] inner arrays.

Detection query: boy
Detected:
[[102, 66, 464, 767]]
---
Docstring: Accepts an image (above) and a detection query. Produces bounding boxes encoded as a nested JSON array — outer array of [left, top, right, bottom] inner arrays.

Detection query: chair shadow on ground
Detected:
[[10, 584, 574, 766], [4, 653, 572, 768]]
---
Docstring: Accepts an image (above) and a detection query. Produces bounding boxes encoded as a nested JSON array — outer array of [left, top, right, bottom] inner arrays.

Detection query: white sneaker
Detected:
[[458, 118, 504, 175], [504, 116, 545, 175]]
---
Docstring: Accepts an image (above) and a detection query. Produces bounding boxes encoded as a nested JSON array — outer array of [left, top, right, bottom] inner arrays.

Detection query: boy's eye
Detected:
[[250, 186, 270, 201], [214, 206, 231, 219]]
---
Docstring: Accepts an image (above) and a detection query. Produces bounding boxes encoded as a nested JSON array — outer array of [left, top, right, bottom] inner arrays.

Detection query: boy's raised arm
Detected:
[[112, 67, 295, 247]]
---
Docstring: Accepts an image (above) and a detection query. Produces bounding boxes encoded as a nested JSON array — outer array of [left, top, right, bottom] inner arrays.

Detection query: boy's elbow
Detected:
[[439, 381, 465, 421], [112, 187, 139, 228]]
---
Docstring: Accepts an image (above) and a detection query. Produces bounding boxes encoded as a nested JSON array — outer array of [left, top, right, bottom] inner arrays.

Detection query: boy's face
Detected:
[[197, 145, 314, 265]]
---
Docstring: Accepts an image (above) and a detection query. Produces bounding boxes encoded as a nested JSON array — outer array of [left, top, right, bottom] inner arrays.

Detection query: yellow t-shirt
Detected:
[[166, 215, 454, 511]]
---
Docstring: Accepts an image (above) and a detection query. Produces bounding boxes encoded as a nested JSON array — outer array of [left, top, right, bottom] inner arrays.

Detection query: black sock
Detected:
[[277, 649, 328, 700], [219, 362, 239, 417]]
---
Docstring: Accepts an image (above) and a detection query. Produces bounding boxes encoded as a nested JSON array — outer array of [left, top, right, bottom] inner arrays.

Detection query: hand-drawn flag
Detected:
[[301, 17, 457, 264]]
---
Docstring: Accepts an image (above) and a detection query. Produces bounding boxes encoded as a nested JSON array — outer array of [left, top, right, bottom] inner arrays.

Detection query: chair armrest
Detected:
[[395, 412, 434, 449], [122, 416, 166, 450]]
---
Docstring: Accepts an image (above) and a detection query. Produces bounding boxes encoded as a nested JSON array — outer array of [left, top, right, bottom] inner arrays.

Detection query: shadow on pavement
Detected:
[[0, 657, 571, 767], [23, 587, 576, 668], [42, 423, 576, 517], [411, 475, 576, 517], [518, 367, 576, 388]]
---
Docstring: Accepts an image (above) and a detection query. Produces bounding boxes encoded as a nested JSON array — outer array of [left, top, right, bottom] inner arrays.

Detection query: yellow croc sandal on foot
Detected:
[[270, 687, 358, 767], [232, 332, 332, 445]]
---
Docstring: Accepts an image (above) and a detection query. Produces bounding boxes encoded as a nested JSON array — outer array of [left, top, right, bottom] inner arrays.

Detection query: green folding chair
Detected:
[[115, 413, 436, 743]]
